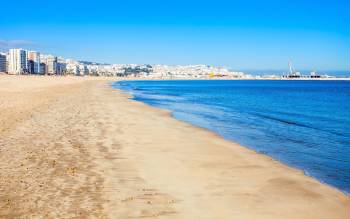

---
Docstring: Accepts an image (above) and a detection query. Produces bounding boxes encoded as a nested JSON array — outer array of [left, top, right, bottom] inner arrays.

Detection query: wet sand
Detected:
[[0, 75, 349, 218]]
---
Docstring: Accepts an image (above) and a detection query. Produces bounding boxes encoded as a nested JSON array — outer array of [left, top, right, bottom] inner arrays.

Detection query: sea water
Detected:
[[112, 80, 350, 194]]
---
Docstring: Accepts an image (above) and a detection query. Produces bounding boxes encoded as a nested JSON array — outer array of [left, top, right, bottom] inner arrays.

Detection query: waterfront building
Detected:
[[57, 62, 66, 75], [40, 54, 47, 74], [79, 64, 88, 76], [57, 57, 67, 75], [8, 48, 27, 74], [66, 63, 80, 75], [40, 62, 47, 75], [46, 55, 58, 75], [28, 60, 35, 74], [27, 51, 41, 74], [0, 53, 6, 72]]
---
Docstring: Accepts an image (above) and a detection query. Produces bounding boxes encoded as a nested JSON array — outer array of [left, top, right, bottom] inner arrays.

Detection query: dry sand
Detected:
[[0, 75, 349, 219]]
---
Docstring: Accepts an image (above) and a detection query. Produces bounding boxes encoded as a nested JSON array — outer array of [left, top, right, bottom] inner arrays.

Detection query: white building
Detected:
[[8, 48, 27, 74], [46, 55, 58, 75], [66, 63, 80, 75], [27, 51, 41, 74], [79, 64, 88, 76]]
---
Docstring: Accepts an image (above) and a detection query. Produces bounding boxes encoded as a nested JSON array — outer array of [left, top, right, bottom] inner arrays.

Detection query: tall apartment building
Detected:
[[40, 62, 47, 75], [41, 55, 57, 75], [0, 53, 6, 73], [46, 55, 58, 75], [8, 48, 27, 74], [57, 57, 67, 75], [27, 51, 41, 74], [40, 54, 47, 74]]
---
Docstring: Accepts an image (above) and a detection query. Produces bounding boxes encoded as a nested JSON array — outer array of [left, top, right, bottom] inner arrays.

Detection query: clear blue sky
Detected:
[[1, 0, 349, 71]]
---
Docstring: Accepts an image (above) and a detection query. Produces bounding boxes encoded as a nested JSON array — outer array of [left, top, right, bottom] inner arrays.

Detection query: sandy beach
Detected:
[[0, 75, 349, 218]]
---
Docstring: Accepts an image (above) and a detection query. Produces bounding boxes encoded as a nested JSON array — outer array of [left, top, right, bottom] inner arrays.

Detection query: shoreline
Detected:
[[108, 81, 350, 218], [112, 80, 350, 197], [1, 75, 349, 218]]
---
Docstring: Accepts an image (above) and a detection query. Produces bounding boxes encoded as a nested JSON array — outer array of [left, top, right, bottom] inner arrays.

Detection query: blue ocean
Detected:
[[112, 80, 350, 195]]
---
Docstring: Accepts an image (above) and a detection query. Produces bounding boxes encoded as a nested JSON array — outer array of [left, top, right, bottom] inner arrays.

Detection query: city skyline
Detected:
[[1, 47, 250, 79], [1, 0, 350, 71]]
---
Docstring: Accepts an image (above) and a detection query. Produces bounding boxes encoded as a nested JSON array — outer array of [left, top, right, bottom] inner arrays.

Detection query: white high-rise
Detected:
[[46, 55, 58, 75], [8, 48, 27, 74], [27, 51, 41, 74]]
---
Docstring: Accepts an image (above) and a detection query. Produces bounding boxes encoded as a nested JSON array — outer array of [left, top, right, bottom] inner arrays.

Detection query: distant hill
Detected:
[[79, 61, 110, 65]]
